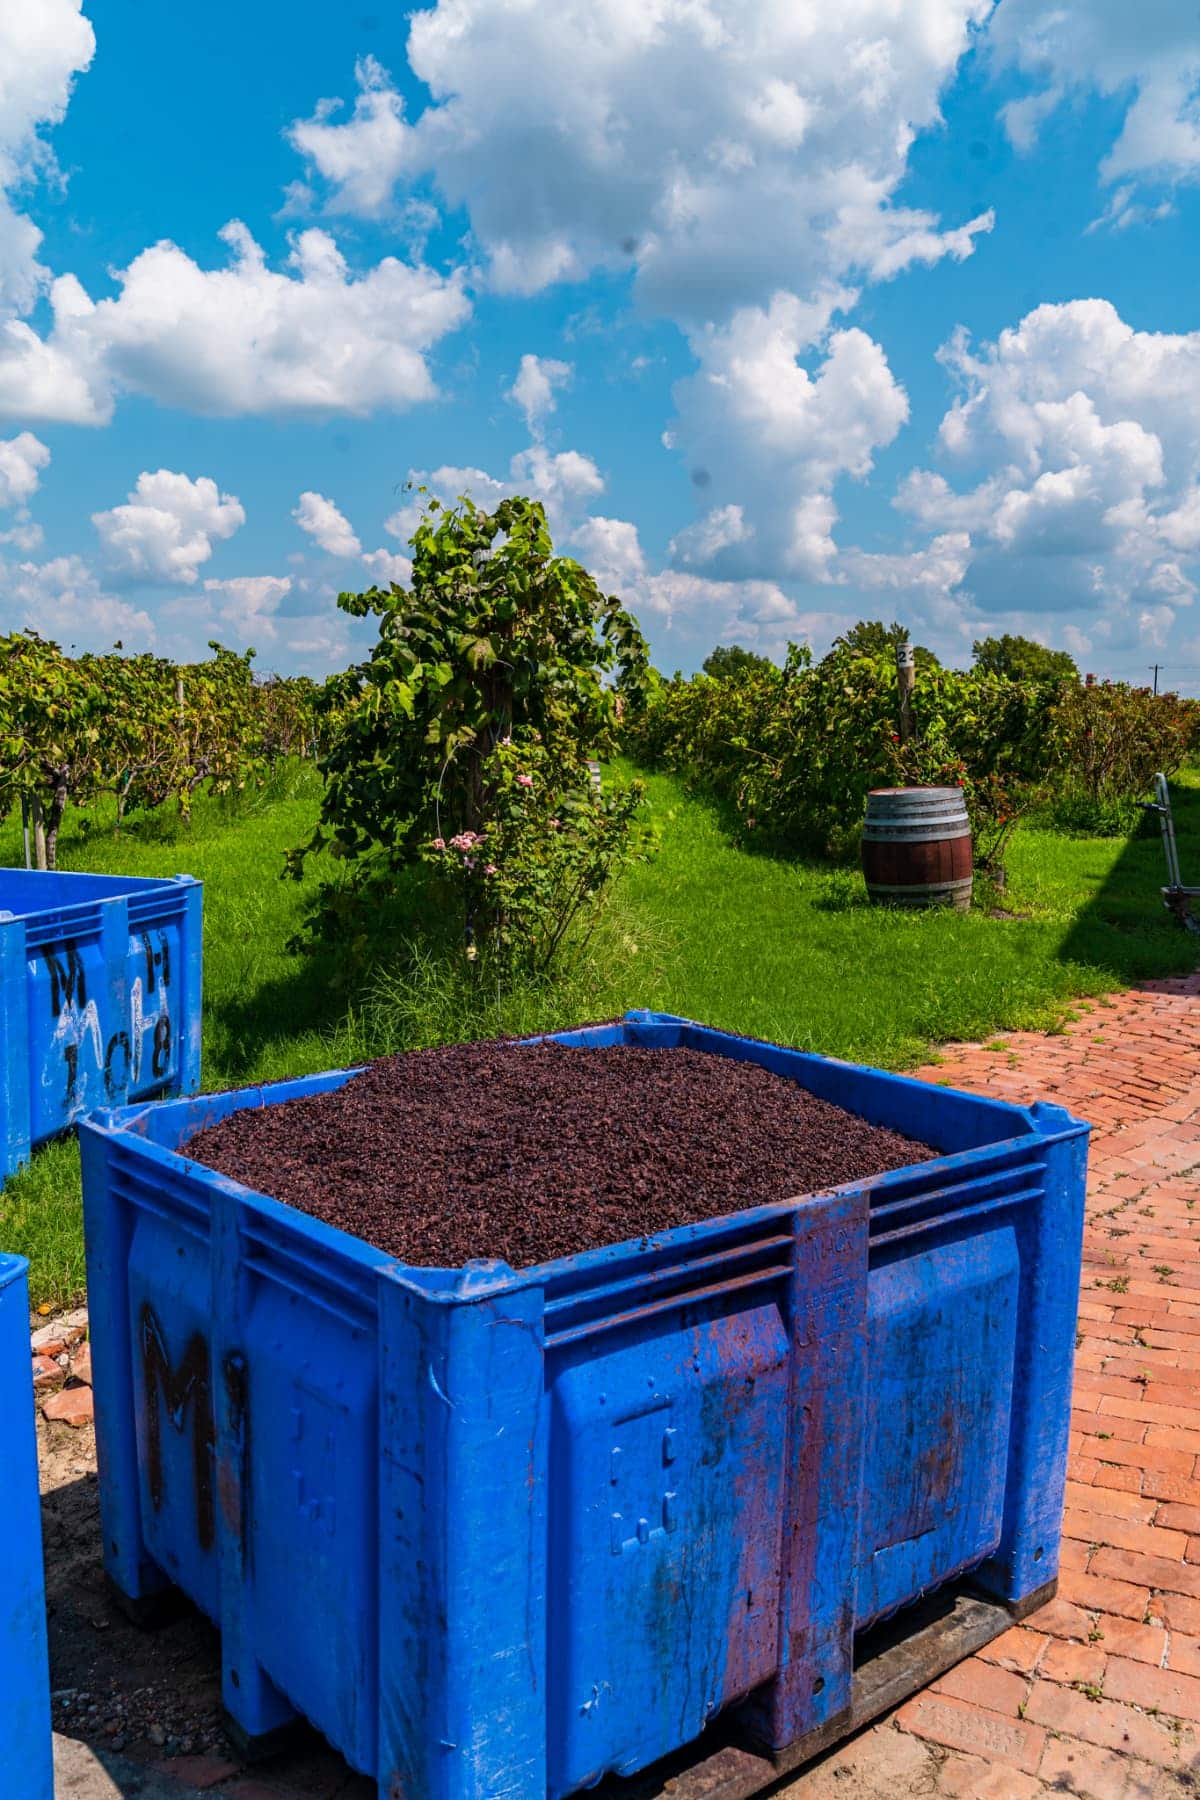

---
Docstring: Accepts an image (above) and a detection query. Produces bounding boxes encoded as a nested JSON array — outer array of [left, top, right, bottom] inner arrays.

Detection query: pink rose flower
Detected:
[[516, 773, 534, 788], [431, 837, 445, 850]]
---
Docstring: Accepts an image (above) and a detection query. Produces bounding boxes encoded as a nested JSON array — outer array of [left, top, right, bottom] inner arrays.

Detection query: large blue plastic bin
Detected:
[[0, 1253, 53, 1800], [0, 869, 202, 1179], [79, 1011, 1088, 1799]]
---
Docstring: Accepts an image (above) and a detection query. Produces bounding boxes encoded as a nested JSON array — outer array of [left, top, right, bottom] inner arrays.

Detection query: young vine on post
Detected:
[[290, 492, 652, 972]]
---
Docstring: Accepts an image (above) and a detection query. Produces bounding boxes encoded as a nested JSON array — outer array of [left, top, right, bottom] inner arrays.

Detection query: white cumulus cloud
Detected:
[[158, 571, 374, 669], [988, 2, 1200, 207], [0, 223, 472, 425], [202, 574, 293, 641], [573, 512, 846, 665], [0, 0, 95, 315], [0, 14, 470, 428], [666, 299, 910, 580], [395, 441, 606, 541], [0, 552, 154, 649], [287, 55, 416, 217], [294, 490, 417, 587], [0, 275, 104, 423], [0, 430, 48, 548], [860, 299, 1200, 659], [0, 431, 48, 508], [293, 490, 362, 558], [287, 6, 994, 325], [510, 443, 604, 517], [93, 470, 246, 585], [507, 353, 573, 435], [669, 504, 753, 567], [362, 547, 413, 586]]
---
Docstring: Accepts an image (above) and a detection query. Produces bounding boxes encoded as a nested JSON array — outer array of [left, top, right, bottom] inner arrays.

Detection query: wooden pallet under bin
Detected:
[[602, 1577, 1054, 1800]]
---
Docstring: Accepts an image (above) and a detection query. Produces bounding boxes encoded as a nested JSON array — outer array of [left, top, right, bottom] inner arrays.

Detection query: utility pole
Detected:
[[1150, 664, 1161, 695]]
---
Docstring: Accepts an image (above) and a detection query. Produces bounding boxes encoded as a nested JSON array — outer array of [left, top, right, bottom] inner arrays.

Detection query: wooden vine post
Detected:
[[896, 640, 915, 745], [30, 796, 46, 871]]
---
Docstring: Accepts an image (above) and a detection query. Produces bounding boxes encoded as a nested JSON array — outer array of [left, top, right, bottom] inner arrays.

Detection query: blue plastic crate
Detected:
[[0, 1253, 53, 1799], [79, 1011, 1088, 1799], [0, 869, 203, 1179]]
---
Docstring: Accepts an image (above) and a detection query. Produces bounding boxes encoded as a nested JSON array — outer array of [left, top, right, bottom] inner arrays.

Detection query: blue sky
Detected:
[[3, 1, 1200, 685]]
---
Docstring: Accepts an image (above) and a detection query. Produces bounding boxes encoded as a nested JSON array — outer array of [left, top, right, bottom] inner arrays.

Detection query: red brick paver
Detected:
[[780, 974, 1200, 1797], [41, 1382, 95, 1427]]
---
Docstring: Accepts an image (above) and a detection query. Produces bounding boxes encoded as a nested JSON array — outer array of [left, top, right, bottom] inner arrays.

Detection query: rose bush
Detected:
[[422, 737, 650, 969], [290, 492, 652, 974]]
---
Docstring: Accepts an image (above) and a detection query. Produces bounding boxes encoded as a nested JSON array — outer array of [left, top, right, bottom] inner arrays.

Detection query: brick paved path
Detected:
[[780, 974, 1200, 1799]]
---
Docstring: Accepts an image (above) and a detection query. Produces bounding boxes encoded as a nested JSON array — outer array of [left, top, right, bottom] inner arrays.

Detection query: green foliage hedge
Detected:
[[626, 647, 1199, 861]]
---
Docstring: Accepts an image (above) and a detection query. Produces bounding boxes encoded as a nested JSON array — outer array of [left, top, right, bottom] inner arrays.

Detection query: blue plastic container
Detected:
[[0, 1253, 53, 1800], [79, 1012, 1088, 1799], [0, 869, 203, 1179]]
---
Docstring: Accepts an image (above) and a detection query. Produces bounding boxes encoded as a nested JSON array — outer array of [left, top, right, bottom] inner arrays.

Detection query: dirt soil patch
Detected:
[[40, 1419, 228, 1764], [40, 1419, 373, 1793], [185, 1041, 934, 1267]]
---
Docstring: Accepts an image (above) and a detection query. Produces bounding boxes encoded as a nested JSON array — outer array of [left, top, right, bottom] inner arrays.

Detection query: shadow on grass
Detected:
[[654, 773, 860, 869], [206, 938, 356, 1079], [205, 868, 458, 1081], [1056, 778, 1200, 983]]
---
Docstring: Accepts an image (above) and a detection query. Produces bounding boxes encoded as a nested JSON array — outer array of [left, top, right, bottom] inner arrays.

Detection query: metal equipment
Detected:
[[1141, 772, 1200, 932]]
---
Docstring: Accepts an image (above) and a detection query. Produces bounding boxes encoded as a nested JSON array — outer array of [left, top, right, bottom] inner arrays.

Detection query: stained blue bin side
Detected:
[[0, 869, 202, 1179], [550, 1016, 1089, 1637], [971, 1111, 1090, 1605], [80, 1012, 1089, 1800], [0, 1255, 53, 1800]]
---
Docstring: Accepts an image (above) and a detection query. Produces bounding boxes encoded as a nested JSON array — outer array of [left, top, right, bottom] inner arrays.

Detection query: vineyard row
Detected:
[[0, 632, 319, 869]]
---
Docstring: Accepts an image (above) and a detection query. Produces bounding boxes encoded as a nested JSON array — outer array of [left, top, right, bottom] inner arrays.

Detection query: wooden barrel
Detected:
[[862, 786, 972, 911]]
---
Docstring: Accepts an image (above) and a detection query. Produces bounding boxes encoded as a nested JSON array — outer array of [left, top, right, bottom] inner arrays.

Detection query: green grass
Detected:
[[589, 764, 1200, 1064], [0, 766, 361, 1084], [4, 760, 1198, 1306]]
